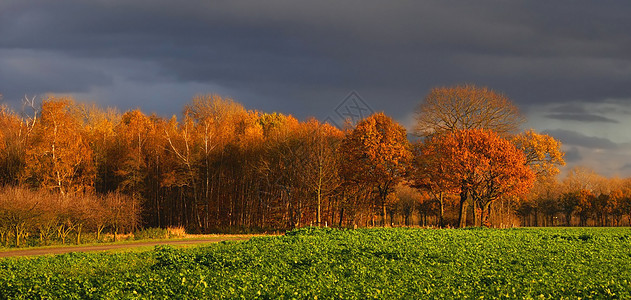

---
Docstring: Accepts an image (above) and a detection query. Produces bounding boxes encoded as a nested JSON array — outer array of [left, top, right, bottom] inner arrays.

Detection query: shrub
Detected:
[[134, 228, 169, 240], [166, 226, 186, 238]]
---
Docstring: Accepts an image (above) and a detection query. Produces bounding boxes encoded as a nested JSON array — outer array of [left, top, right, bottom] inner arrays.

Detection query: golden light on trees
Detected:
[[419, 129, 535, 227], [415, 84, 525, 137], [512, 129, 565, 178], [0, 89, 629, 236], [24, 97, 95, 196], [340, 112, 412, 227]]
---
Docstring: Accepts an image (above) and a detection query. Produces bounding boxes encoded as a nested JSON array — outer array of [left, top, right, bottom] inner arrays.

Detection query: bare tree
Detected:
[[104, 192, 140, 241], [21, 94, 40, 132], [0, 187, 43, 247], [414, 84, 525, 137]]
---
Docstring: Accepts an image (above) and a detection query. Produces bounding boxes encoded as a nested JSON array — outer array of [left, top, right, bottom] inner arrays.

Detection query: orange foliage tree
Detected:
[[293, 119, 343, 226], [114, 110, 153, 198], [339, 113, 411, 226], [0, 105, 27, 185], [410, 141, 459, 227], [24, 97, 95, 195], [420, 129, 535, 227], [84, 105, 121, 193]]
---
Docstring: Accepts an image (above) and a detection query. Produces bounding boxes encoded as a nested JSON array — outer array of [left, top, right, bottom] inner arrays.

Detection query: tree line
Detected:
[[0, 85, 629, 242], [515, 166, 631, 227]]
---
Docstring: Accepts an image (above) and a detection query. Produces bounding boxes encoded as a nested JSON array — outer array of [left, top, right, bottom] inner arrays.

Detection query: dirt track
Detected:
[[0, 237, 250, 258]]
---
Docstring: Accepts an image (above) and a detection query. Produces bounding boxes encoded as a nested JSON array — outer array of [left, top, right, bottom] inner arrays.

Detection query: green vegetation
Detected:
[[1, 227, 630, 299]]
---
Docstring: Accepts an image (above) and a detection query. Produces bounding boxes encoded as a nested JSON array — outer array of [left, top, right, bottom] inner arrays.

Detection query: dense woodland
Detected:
[[1, 85, 631, 246]]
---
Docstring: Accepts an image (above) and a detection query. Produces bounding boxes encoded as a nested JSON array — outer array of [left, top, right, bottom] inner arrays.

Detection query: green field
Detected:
[[1, 227, 630, 299]]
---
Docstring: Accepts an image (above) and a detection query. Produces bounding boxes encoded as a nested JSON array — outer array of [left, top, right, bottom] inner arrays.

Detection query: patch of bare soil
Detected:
[[0, 237, 250, 258]]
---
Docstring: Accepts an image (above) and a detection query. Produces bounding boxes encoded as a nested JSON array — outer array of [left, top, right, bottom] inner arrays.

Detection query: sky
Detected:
[[2, 1, 631, 177]]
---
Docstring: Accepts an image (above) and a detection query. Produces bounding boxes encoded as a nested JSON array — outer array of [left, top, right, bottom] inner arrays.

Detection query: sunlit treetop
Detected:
[[415, 84, 525, 137]]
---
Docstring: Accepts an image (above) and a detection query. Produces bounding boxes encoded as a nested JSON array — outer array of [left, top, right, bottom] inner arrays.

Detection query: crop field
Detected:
[[1, 227, 630, 299]]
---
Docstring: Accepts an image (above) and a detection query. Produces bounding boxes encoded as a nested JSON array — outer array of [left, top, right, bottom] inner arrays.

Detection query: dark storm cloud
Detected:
[[1, 0, 631, 119], [543, 129, 619, 150], [0, 50, 113, 97]]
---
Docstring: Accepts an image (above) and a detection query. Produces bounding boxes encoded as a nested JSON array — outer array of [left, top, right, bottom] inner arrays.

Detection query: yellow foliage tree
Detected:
[[24, 97, 94, 195], [512, 129, 565, 178]]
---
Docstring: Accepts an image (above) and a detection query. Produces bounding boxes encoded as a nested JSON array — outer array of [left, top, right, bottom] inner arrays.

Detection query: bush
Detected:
[[134, 228, 169, 240], [133, 227, 187, 240], [166, 226, 186, 238]]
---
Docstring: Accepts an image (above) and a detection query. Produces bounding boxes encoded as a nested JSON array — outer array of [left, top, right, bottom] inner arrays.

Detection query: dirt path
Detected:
[[0, 237, 251, 258]]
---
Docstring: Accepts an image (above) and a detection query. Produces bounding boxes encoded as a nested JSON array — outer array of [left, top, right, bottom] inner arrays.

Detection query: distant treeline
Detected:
[[0, 85, 629, 238]]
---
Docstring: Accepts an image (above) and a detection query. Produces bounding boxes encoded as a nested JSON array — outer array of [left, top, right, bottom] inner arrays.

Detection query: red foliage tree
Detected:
[[419, 129, 535, 227]]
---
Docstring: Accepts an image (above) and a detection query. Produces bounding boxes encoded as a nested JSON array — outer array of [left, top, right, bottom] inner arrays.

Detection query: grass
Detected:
[[1, 227, 630, 299]]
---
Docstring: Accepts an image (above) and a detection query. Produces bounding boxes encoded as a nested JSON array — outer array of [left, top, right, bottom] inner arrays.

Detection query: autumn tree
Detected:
[[52, 194, 75, 244], [24, 97, 95, 195], [562, 166, 601, 193], [574, 189, 596, 226], [414, 85, 527, 227], [512, 130, 565, 178], [0, 106, 27, 185], [84, 105, 121, 193], [292, 119, 343, 226], [409, 141, 460, 227], [339, 113, 411, 227], [608, 189, 626, 226], [420, 129, 535, 227], [415, 84, 525, 137], [34, 195, 59, 245], [114, 110, 152, 199], [393, 184, 422, 226], [177, 94, 255, 229], [86, 194, 109, 241], [0, 187, 44, 247], [103, 192, 141, 241], [619, 185, 631, 225], [258, 114, 306, 228], [559, 191, 579, 226]]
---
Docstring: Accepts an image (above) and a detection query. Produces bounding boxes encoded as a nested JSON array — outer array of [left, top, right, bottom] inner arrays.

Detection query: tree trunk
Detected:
[[481, 202, 492, 228], [317, 188, 322, 226], [338, 207, 344, 228], [14, 226, 21, 248], [458, 189, 468, 228], [97, 226, 104, 241], [76, 225, 82, 245], [438, 192, 445, 228], [473, 201, 481, 227], [382, 200, 387, 227]]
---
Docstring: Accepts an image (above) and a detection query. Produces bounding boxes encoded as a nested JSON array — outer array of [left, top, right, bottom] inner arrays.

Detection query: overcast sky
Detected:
[[2, 1, 631, 177]]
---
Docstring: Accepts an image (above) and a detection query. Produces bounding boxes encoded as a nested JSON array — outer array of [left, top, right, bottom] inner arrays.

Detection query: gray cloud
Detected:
[[2, 0, 631, 119], [544, 129, 619, 150], [563, 147, 582, 163], [545, 113, 618, 123]]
